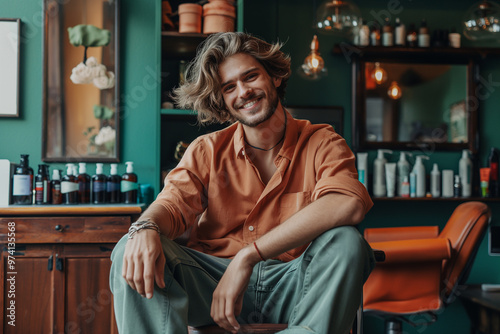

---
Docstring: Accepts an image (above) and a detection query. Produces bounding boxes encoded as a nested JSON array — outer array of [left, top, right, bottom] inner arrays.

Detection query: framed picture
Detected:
[[0, 18, 20, 117], [449, 100, 467, 143], [286, 105, 344, 136]]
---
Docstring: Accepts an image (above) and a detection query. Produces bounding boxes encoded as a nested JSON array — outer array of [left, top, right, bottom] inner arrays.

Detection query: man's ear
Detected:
[[273, 77, 282, 88]]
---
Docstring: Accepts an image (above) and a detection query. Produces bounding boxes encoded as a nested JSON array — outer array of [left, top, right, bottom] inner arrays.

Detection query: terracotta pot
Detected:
[[178, 3, 202, 33], [203, 1, 236, 34]]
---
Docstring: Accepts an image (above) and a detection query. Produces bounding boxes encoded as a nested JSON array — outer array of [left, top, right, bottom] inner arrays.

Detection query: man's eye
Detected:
[[223, 85, 235, 93], [246, 73, 258, 80]]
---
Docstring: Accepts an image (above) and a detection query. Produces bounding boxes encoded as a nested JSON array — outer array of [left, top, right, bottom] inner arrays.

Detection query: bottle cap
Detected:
[[52, 169, 60, 180], [66, 163, 75, 175], [432, 163, 439, 172], [110, 163, 118, 175], [79, 162, 87, 174], [96, 163, 104, 174], [125, 161, 134, 173]]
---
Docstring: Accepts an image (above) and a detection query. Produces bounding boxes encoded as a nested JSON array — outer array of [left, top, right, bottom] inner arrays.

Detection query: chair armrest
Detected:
[[369, 238, 451, 264], [364, 226, 440, 242]]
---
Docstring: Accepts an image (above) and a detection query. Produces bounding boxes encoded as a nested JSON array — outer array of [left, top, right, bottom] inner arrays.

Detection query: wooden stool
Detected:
[[188, 324, 288, 333]]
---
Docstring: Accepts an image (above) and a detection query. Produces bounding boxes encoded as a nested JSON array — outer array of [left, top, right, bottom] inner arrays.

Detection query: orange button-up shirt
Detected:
[[155, 111, 373, 262]]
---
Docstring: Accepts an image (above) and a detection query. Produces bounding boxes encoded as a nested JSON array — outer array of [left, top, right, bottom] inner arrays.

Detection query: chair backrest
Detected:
[[439, 201, 491, 302]]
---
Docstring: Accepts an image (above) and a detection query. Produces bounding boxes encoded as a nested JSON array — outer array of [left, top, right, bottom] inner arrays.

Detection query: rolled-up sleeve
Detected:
[[311, 133, 373, 214], [154, 137, 210, 239]]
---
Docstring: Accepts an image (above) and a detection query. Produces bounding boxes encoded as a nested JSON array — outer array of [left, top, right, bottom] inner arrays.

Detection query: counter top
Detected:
[[0, 204, 144, 216]]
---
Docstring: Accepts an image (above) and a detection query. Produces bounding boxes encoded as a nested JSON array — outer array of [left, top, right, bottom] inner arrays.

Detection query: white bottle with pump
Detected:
[[412, 155, 429, 197], [431, 163, 441, 198], [459, 149, 472, 197], [373, 149, 393, 197], [397, 152, 411, 197]]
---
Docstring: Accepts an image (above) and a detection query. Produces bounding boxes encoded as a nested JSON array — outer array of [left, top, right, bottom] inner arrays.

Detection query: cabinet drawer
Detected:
[[0, 216, 131, 244]]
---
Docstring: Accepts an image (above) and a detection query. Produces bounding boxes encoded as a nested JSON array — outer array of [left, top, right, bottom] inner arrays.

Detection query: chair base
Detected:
[[188, 324, 288, 334]]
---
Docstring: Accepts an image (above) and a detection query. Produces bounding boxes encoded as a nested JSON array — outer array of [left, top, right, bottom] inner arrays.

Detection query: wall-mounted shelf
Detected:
[[161, 108, 196, 116], [372, 197, 500, 202], [161, 32, 208, 59], [332, 44, 500, 62]]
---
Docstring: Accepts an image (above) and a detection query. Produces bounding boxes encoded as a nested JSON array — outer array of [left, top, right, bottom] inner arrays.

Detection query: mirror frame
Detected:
[[351, 48, 479, 154], [42, 0, 120, 163]]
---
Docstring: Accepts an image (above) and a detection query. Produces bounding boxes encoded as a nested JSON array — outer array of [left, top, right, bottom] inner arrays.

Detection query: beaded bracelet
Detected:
[[128, 220, 161, 239]]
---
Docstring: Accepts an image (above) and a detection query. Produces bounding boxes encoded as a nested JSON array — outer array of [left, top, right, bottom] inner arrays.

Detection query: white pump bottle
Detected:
[[373, 149, 393, 197], [459, 149, 472, 197], [412, 155, 429, 197], [397, 152, 412, 196]]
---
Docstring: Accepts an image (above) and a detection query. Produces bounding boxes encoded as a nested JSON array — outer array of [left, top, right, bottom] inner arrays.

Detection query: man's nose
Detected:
[[237, 82, 253, 99]]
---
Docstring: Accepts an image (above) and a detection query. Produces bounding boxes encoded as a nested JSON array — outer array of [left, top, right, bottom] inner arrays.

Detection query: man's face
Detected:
[[219, 53, 281, 128]]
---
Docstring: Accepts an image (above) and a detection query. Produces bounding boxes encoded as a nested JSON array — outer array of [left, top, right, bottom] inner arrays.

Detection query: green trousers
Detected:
[[110, 226, 374, 334]]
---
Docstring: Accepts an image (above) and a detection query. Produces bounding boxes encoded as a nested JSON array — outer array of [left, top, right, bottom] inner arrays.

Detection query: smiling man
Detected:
[[110, 32, 374, 334]]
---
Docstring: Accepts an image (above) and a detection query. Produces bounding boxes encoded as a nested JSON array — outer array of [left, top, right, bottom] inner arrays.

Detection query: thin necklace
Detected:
[[244, 110, 287, 152]]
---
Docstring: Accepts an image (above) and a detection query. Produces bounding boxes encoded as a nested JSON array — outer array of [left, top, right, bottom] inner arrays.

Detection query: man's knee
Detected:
[[306, 226, 373, 270]]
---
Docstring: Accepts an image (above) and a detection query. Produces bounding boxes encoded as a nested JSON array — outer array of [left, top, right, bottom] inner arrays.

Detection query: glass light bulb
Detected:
[[463, 0, 500, 40], [387, 81, 402, 100], [304, 52, 325, 73], [372, 63, 387, 85], [316, 0, 361, 36]]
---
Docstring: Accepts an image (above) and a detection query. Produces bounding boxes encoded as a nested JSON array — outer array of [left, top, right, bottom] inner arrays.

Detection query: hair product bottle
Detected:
[[459, 149, 472, 197], [430, 163, 441, 198], [107, 163, 122, 203], [92, 163, 107, 204], [35, 164, 50, 205], [394, 17, 406, 46], [489, 147, 499, 197], [397, 152, 411, 196], [121, 161, 138, 204], [61, 164, 78, 204], [382, 18, 394, 46], [412, 155, 429, 197], [12, 154, 33, 205], [77, 163, 91, 204], [406, 23, 418, 47], [373, 149, 392, 197], [51, 169, 62, 205], [418, 18, 430, 47]]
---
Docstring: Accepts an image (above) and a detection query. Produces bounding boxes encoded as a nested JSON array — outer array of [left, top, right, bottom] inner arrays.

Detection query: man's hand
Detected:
[[211, 245, 261, 333], [122, 229, 166, 299]]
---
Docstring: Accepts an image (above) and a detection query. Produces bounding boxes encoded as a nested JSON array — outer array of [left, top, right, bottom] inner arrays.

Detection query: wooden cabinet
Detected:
[[0, 205, 141, 334]]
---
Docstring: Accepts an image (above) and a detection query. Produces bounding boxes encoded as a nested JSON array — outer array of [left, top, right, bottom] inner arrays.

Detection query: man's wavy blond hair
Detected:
[[172, 32, 291, 124]]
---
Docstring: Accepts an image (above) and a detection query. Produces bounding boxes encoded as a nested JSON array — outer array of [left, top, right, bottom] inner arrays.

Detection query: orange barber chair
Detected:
[[362, 201, 492, 334]]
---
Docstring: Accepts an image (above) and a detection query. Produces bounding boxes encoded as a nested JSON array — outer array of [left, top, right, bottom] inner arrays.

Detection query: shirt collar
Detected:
[[233, 109, 298, 160]]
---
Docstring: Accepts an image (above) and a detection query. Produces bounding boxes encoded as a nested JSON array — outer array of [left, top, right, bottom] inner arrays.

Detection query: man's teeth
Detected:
[[243, 100, 257, 109]]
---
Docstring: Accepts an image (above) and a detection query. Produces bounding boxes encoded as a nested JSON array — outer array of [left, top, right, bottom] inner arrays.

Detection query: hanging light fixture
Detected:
[[387, 81, 402, 100], [300, 35, 327, 80], [463, 0, 500, 40], [315, 0, 361, 36], [372, 62, 387, 85]]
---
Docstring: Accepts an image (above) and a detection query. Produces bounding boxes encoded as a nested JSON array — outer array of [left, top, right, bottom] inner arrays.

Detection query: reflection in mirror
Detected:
[[364, 62, 467, 145], [43, 0, 119, 162]]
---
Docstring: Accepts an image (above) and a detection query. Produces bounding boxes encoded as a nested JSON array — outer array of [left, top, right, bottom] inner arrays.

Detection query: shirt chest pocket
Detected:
[[279, 191, 312, 223]]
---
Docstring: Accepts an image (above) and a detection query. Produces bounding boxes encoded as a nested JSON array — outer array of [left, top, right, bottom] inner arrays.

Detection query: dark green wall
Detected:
[[1, 0, 500, 333]]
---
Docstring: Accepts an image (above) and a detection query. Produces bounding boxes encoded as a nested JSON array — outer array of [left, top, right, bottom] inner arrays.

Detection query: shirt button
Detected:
[[248, 226, 254, 232]]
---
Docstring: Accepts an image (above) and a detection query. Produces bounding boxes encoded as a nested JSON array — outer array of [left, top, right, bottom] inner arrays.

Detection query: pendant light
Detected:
[[372, 62, 387, 85], [316, 0, 361, 36], [387, 81, 402, 100], [300, 35, 327, 80], [463, 0, 500, 40]]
